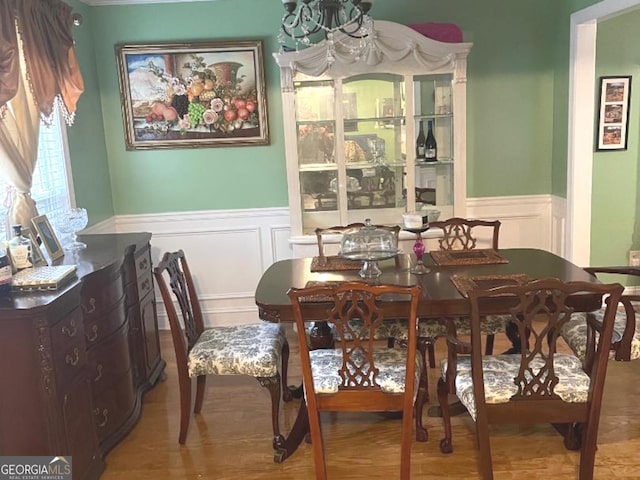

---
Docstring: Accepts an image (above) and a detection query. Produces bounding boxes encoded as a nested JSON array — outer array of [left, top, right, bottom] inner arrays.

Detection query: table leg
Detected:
[[273, 400, 310, 463]]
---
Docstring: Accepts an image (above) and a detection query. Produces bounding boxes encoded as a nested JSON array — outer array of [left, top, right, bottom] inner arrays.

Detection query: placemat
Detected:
[[430, 248, 509, 266], [450, 274, 529, 298], [310, 255, 362, 272], [299, 280, 345, 302]]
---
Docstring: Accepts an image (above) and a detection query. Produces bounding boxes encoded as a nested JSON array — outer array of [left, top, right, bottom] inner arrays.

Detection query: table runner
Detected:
[[310, 255, 362, 272], [430, 248, 509, 266], [450, 273, 529, 298]]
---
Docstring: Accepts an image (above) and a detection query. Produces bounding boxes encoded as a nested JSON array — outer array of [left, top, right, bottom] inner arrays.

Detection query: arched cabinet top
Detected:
[[273, 20, 472, 89]]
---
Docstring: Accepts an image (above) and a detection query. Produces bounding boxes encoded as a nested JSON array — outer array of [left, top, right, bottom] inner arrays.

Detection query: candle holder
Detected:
[[403, 225, 430, 274]]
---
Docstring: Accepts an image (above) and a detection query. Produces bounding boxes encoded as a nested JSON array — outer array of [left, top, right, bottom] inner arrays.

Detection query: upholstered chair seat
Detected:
[[308, 347, 422, 395], [441, 353, 591, 421], [188, 323, 288, 378], [560, 309, 640, 361]]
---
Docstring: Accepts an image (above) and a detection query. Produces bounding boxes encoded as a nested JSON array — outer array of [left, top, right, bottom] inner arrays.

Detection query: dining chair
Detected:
[[288, 282, 427, 480], [391, 217, 508, 379], [561, 266, 640, 361], [314, 223, 409, 344], [153, 250, 292, 457], [437, 277, 623, 480]]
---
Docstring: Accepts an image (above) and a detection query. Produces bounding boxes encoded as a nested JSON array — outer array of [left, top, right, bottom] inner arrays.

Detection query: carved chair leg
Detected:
[[427, 342, 437, 368], [257, 375, 285, 451], [579, 420, 598, 480], [194, 375, 206, 414], [388, 336, 396, 348], [476, 417, 494, 480], [281, 338, 293, 402], [437, 378, 453, 454], [178, 373, 192, 444], [416, 338, 430, 403], [414, 366, 428, 442]]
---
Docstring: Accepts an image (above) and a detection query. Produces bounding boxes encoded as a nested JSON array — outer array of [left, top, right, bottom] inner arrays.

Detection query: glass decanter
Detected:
[[61, 207, 88, 251]]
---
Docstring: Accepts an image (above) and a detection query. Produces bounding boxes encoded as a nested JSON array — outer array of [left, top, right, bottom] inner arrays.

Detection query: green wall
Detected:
[[65, 0, 114, 224], [591, 10, 640, 266], [67, 0, 558, 215]]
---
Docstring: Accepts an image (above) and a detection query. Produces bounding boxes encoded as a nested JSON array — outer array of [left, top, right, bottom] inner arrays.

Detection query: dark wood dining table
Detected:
[[254, 248, 603, 462]]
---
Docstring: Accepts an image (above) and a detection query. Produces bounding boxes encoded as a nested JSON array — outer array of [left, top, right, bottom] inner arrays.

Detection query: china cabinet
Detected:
[[274, 20, 472, 254]]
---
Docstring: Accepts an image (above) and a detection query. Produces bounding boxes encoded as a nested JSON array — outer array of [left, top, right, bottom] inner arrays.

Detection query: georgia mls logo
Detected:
[[0, 456, 72, 480]]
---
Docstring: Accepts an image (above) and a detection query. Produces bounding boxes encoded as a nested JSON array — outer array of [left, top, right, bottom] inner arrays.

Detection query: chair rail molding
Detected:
[[104, 197, 558, 328]]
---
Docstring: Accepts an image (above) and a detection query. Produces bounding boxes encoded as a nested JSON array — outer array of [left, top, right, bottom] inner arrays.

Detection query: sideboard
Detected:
[[0, 232, 165, 480]]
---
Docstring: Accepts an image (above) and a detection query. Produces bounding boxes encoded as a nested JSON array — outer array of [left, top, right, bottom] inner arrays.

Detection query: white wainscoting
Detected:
[[85, 196, 565, 329]]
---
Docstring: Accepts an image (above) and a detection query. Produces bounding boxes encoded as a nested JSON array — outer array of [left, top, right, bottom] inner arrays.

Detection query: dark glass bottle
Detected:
[[415, 120, 426, 161], [425, 120, 437, 162], [0, 246, 12, 296]]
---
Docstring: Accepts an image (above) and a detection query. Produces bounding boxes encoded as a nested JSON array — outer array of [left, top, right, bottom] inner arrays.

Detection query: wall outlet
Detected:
[[629, 250, 640, 266]]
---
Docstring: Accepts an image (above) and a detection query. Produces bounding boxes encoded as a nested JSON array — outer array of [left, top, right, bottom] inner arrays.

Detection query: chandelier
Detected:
[[279, 0, 374, 51]]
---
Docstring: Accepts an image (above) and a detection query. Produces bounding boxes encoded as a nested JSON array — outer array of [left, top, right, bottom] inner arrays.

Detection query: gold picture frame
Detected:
[[115, 40, 269, 150], [31, 215, 64, 262]]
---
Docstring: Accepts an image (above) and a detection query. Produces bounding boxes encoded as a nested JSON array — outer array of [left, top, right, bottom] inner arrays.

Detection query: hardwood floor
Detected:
[[101, 327, 640, 479]]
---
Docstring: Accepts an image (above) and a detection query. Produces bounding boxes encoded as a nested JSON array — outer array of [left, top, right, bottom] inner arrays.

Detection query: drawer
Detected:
[[52, 310, 88, 391], [87, 322, 131, 389], [84, 295, 126, 347], [81, 264, 124, 320], [92, 371, 135, 443]]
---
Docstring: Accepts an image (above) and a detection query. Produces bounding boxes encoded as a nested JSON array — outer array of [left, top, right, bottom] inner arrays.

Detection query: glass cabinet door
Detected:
[[294, 73, 407, 234], [413, 74, 454, 214]]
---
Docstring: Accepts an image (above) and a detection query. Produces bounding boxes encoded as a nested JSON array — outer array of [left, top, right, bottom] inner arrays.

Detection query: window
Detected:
[[0, 108, 73, 242]]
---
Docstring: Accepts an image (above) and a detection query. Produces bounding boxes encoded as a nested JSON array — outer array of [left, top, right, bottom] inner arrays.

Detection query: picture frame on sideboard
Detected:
[[31, 215, 64, 262]]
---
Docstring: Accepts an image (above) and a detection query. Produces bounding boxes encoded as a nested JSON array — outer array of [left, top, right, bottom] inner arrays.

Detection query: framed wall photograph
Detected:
[[31, 215, 64, 262], [596, 76, 632, 151], [115, 40, 269, 150]]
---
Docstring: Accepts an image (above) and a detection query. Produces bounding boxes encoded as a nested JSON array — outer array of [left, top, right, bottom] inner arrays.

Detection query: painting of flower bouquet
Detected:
[[116, 40, 269, 150]]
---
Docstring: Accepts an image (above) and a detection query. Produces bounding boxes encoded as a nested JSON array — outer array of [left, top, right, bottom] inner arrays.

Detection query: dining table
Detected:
[[254, 248, 604, 463]]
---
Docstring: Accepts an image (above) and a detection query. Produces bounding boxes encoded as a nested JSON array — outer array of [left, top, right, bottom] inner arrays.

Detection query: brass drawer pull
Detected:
[[93, 364, 103, 382], [65, 348, 80, 366], [61, 318, 77, 337], [138, 257, 148, 272], [82, 297, 96, 315], [86, 324, 99, 343], [93, 408, 109, 428]]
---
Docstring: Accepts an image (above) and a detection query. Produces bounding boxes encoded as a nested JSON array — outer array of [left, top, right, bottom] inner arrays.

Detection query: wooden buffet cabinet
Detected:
[[0, 233, 165, 480]]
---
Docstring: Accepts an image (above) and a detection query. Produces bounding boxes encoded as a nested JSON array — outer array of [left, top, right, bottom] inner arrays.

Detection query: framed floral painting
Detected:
[[115, 40, 269, 150]]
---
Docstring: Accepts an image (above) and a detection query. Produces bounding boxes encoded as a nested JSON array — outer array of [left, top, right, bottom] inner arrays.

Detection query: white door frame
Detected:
[[567, 0, 640, 265]]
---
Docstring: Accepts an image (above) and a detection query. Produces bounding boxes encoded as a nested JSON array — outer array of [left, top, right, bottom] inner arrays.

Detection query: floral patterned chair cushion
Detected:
[[560, 309, 640, 361], [308, 347, 422, 395], [452, 314, 511, 336], [441, 353, 591, 420], [188, 323, 287, 378]]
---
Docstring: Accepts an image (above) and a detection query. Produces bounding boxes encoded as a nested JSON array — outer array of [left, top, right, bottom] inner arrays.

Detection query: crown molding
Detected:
[[78, 0, 213, 6]]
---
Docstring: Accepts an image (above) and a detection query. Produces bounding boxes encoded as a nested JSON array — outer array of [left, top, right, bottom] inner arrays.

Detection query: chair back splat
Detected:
[[288, 282, 425, 480], [438, 277, 624, 480], [429, 217, 500, 251]]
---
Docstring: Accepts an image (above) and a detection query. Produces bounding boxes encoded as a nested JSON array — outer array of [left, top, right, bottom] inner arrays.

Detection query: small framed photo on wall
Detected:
[[596, 76, 632, 151]]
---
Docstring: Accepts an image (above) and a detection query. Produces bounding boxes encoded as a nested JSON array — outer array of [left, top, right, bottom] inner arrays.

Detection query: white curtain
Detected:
[[0, 49, 40, 231]]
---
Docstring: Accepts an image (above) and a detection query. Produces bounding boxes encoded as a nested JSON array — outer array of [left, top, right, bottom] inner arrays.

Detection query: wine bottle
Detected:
[[9, 225, 32, 271], [415, 120, 426, 161], [425, 120, 437, 162]]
